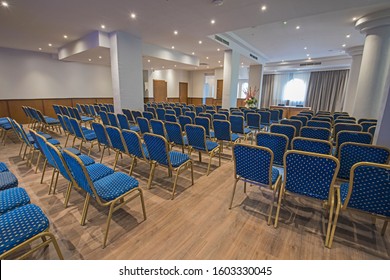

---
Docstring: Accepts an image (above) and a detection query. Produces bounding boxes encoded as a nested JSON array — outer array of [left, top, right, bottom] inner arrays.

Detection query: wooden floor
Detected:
[[1, 128, 389, 260]]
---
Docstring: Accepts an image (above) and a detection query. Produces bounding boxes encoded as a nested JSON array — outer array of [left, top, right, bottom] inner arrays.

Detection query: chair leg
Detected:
[[171, 169, 179, 200], [381, 221, 388, 236], [19, 142, 24, 156], [129, 157, 136, 176], [64, 182, 73, 208], [51, 170, 60, 194], [22, 144, 28, 160], [190, 162, 194, 185], [102, 202, 116, 248], [147, 162, 156, 189], [113, 150, 120, 171], [229, 178, 240, 209], [267, 177, 281, 226], [40, 159, 47, 183], [88, 142, 93, 156], [35, 152, 42, 173], [327, 200, 341, 248], [139, 189, 147, 221], [274, 183, 285, 228], [64, 133, 70, 147], [100, 146, 106, 163], [198, 151, 202, 162], [244, 181, 247, 193], [206, 153, 213, 176], [80, 194, 91, 226], [48, 169, 56, 194]]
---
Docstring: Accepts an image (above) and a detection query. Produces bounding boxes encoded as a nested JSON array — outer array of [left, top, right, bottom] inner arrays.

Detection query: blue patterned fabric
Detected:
[[117, 114, 131, 130], [146, 107, 157, 118], [195, 117, 213, 138], [165, 122, 185, 146], [169, 151, 191, 168], [300, 127, 331, 140], [185, 111, 196, 122], [205, 140, 219, 151], [213, 120, 234, 142], [62, 147, 81, 155], [78, 155, 95, 166], [137, 117, 150, 134], [47, 144, 72, 182], [292, 138, 331, 155], [93, 172, 139, 201], [0, 172, 18, 191], [213, 113, 227, 121], [0, 187, 30, 215], [185, 125, 207, 151], [307, 120, 331, 130], [0, 162, 8, 173], [270, 110, 280, 123], [285, 152, 338, 200], [92, 122, 110, 146], [150, 120, 166, 137], [256, 133, 287, 166], [142, 111, 154, 121], [122, 130, 149, 160], [270, 124, 295, 149], [234, 144, 274, 186], [281, 119, 302, 136], [131, 111, 142, 122], [291, 115, 308, 126], [334, 124, 362, 138], [360, 122, 377, 132], [340, 165, 389, 216], [0, 204, 49, 255], [156, 108, 166, 121], [99, 111, 110, 126], [63, 151, 94, 195], [335, 131, 372, 157], [258, 111, 271, 126], [179, 116, 192, 131], [108, 113, 119, 127], [143, 133, 169, 166], [106, 126, 126, 152], [230, 115, 250, 135], [165, 114, 177, 123], [246, 113, 261, 129], [368, 126, 376, 137], [174, 107, 182, 117], [86, 163, 114, 182], [33, 131, 57, 168], [338, 143, 390, 180]]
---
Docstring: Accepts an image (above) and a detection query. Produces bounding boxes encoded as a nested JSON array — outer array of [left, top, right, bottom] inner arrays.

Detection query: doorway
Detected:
[[153, 79, 167, 102], [179, 82, 188, 104]]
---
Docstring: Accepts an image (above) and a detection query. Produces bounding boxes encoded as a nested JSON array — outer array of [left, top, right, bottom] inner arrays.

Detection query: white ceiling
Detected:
[[0, 0, 389, 70]]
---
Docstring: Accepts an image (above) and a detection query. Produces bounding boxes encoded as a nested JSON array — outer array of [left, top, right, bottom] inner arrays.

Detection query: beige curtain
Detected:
[[306, 70, 349, 112], [260, 74, 275, 108]]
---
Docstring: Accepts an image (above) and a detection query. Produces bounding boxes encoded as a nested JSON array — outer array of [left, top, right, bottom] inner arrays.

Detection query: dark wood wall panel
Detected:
[[187, 98, 203, 105], [43, 99, 72, 118], [167, 98, 180, 103], [96, 98, 113, 104], [71, 98, 97, 107], [144, 97, 154, 103], [0, 100, 9, 118], [8, 99, 44, 124]]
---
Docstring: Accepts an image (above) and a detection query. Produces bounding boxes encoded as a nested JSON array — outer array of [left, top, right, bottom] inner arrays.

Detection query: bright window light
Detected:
[[283, 78, 306, 102]]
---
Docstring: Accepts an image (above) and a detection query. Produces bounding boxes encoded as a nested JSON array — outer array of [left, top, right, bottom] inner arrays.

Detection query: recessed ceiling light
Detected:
[[296, 26, 300, 30], [38, 48, 42, 51], [207, 66, 209, 69], [346, 34, 351, 38], [174, 65, 177, 67], [130, 13, 136, 19], [147, 59, 151, 63], [283, 21, 287, 25], [198, 40, 202, 44], [308, 57, 311, 60], [206, 57, 209, 59], [342, 44, 346, 47], [261, 5, 267, 11], [48, 43, 52, 47], [217, 48, 220, 51], [88, 58, 92, 62], [304, 46, 307, 50], [211, 19, 216, 24], [101, 24, 106, 29], [281, 60, 285, 63], [192, 52, 195, 55], [171, 46, 175, 49], [241, 62, 244, 65], [352, 17, 357, 21], [162, 66, 165, 69], [98, 56, 102, 59], [1, 1, 8, 7], [306, 54, 310, 57], [63, 35, 68, 39], [220, 64, 223, 67], [174, 30, 178, 35], [218, 60, 221, 63]]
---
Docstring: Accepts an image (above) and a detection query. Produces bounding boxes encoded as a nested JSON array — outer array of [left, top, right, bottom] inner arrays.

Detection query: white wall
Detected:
[[147, 69, 191, 98], [0, 47, 112, 99], [190, 70, 215, 98]]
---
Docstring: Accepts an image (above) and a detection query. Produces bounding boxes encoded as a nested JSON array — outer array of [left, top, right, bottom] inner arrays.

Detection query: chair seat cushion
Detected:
[[0, 172, 18, 191], [206, 140, 219, 151], [78, 155, 95, 166], [62, 147, 81, 156], [0, 187, 30, 215], [0, 123, 12, 130], [34, 138, 60, 150], [84, 131, 97, 141], [27, 132, 52, 140], [0, 204, 49, 255], [244, 128, 252, 134], [0, 162, 8, 172], [45, 117, 60, 124], [93, 172, 139, 201], [231, 134, 240, 142], [271, 167, 280, 184], [130, 126, 140, 132], [81, 116, 94, 122], [86, 163, 114, 182], [169, 151, 190, 168]]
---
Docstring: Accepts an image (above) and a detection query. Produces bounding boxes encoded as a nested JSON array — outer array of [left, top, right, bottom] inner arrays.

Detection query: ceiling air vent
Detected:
[[200, 62, 209, 66], [214, 35, 230, 46], [299, 62, 322, 66], [250, 54, 258, 60]]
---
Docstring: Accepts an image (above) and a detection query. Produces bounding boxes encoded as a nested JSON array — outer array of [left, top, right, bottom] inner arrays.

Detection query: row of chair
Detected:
[[22, 106, 61, 133]]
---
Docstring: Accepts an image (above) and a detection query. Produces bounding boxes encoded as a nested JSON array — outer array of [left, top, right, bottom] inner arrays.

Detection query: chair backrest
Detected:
[[213, 120, 233, 142], [89, 104, 97, 117], [360, 121, 377, 132], [145, 107, 157, 118], [185, 124, 208, 151], [334, 123, 362, 139], [122, 129, 147, 160], [69, 118, 84, 139], [62, 115, 75, 135], [334, 119, 356, 125], [166, 109, 176, 116], [229, 115, 245, 134], [195, 106, 204, 115], [338, 142, 390, 180], [117, 113, 130, 130], [131, 110, 143, 122], [368, 125, 376, 137], [291, 115, 308, 126], [246, 113, 261, 129], [333, 112, 349, 119], [53, 105, 61, 115], [205, 105, 214, 111], [358, 118, 377, 125], [258, 111, 271, 125], [280, 119, 302, 136], [311, 117, 332, 124], [198, 112, 212, 122], [142, 111, 154, 121], [143, 133, 170, 166], [156, 108, 166, 121], [165, 114, 177, 123], [284, 150, 339, 201], [106, 126, 127, 153], [343, 162, 390, 216], [256, 132, 288, 166], [150, 119, 166, 137], [137, 117, 150, 134], [165, 121, 185, 146], [94, 105, 101, 114], [233, 143, 274, 187], [291, 137, 332, 155], [195, 117, 211, 137], [335, 131, 372, 156], [91, 122, 110, 146], [307, 120, 331, 130], [269, 110, 280, 122], [231, 111, 244, 117], [57, 114, 69, 133], [213, 113, 227, 121], [122, 108, 134, 123], [179, 115, 192, 131], [184, 111, 196, 122], [300, 126, 331, 141], [270, 124, 296, 149], [31, 130, 56, 167], [338, 116, 356, 122], [173, 107, 182, 117], [99, 111, 110, 126], [298, 113, 312, 120], [46, 142, 72, 182], [107, 113, 119, 128]]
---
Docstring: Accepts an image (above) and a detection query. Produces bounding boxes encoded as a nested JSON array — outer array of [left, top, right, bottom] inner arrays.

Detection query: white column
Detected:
[[222, 50, 240, 109], [343, 46, 363, 114], [375, 86, 390, 146], [110, 31, 144, 113], [248, 64, 263, 109], [352, 9, 390, 120]]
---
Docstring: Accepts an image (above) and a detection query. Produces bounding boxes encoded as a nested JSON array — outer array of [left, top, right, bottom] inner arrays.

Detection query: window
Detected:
[[237, 81, 249, 98], [283, 78, 306, 102]]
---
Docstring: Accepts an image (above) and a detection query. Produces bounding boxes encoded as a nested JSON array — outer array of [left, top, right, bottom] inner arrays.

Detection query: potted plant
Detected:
[[243, 86, 259, 108]]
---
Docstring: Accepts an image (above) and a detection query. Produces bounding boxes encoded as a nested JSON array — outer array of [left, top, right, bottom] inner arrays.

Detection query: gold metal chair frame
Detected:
[[229, 143, 282, 226], [291, 136, 333, 155], [70, 117, 99, 156], [63, 149, 147, 248]]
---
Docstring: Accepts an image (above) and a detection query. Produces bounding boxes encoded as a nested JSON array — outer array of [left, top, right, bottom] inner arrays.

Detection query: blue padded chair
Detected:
[[195, 106, 204, 116], [368, 126, 376, 137], [184, 111, 196, 122], [270, 124, 296, 149], [360, 121, 377, 132], [246, 113, 262, 133], [165, 122, 188, 153], [334, 119, 356, 125], [298, 112, 313, 120], [291, 137, 332, 155], [145, 107, 157, 119], [274, 150, 339, 248], [256, 132, 288, 166], [231, 111, 244, 117], [337, 116, 356, 122], [328, 162, 390, 248], [165, 114, 177, 123], [166, 109, 176, 116], [229, 115, 253, 142], [333, 123, 363, 141], [107, 112, 120, 128], [334, 131, 372, 157], [0, 204, 63, 260], [258, 111, 271, 131], [122, 129, 150, 175], [357, 118, 376, 124], [35, 109, 61, 133], [94, 105, 101, 115], [0, 171, 18, 191], [137, 117, 150, 135], [334, 112, 349, 120], [0, 117, 13, 145], [69, 118, 97, 156], [150, 119, 166, 138], [156, 108, 166, 121], [72, 107, 94, 125], [280, 119, 302, 137], [205, 105, 215, 111], [0, 187, 30, 215], [213, 120, 240, 152], [62, 150, 146, 248], [117, 113, 140, 133], [213, 113, 227, 121], [0, 162, 9, 172], [269, 110, 280, 124], [99, 111, 110, 126], [92, 122, 111, 163], [179, 115, 192, 131], [230, 144, 282, 225], [105, 126, 130, 171], [312, 116, 332, 123], [185, 124, 221, 176], [143, 133, 194, 199], [218, 110, 230, 120], [142, 111, 154, 122], [107, 104, 114, 112], [122, 108, 135, 124], [198, 112, 213, 123], [57, 114, 72, 147], [291, 115, 308, 126], [99, 105, 108, 112], [300, 126, 331, 141], [337, 143, 390, 180], [307, 120, 331, 130], [195, 116, 215, 139]]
